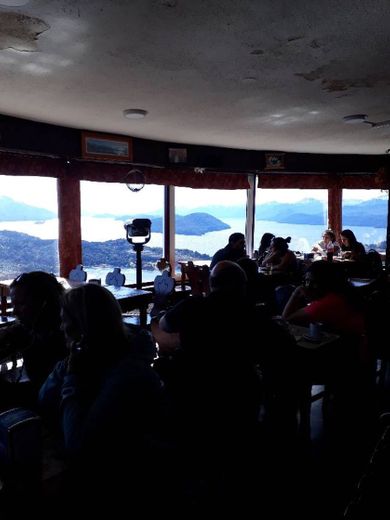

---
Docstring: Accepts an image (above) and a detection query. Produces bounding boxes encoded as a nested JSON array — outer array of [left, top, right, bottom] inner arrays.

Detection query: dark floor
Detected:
[[251, 366, 390, 520], [2, 362, 389, 519]]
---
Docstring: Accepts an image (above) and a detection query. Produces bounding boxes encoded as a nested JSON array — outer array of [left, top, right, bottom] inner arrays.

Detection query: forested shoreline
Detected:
[[0, 230, 210, 279]]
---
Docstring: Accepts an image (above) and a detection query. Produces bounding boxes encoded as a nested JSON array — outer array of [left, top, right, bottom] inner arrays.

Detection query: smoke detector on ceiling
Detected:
[[123, 109, 148, 119], [343, 114, 390, 128]]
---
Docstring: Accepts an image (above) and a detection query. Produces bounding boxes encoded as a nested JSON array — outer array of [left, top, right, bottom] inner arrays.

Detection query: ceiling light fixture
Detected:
[[123, 109, 148, 119], [343, 114, 390, 128]]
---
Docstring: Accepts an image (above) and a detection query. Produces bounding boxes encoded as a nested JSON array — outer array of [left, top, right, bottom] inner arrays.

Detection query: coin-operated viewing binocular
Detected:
[[124, 218, 152, 245], [124, 218, 152, 289]]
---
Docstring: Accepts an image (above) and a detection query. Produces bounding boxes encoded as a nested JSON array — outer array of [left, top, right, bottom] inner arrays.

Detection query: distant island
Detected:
[[110, 212, 230, 235], [0, 230, 211, 280], [0, 196, 230, 235]]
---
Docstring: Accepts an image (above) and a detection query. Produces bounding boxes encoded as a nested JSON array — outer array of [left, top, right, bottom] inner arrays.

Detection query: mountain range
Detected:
[[0, 195, 388, 229], [96, 197, 389, 228], [0, 196, 56, 221]]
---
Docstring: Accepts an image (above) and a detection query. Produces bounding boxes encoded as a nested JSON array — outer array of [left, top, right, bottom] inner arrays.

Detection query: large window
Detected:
[[174, 187, 247, 272], [342, 189, 387, 251], [0, 175, 59, 279], [80, 181, 164, 283], [255, 189, 328, 253]]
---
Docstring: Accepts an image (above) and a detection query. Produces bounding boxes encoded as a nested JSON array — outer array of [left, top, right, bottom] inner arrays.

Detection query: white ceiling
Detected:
[[0, 0, 389, 155]]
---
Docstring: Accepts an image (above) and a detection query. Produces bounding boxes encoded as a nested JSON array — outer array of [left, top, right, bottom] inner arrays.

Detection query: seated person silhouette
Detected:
[[340, 229, 366, 261], [210, 232, 246, 269], [39, 283, 164, 513], [255, 232, 275, 265], [282, 260, 370, 431], [311, 229, 340, 256], [260, 236, 298, 289], [0, 271, 67, 410], [157, 260, 299, 503], [340, 229, 367, 276]]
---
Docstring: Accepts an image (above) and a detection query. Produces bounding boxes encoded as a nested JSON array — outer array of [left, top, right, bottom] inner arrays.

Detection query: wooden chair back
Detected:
[[105, 267, 126, 286], [181, 261, 210, 296], [150, 271, 175, 318], [68, 264, 87, 282]]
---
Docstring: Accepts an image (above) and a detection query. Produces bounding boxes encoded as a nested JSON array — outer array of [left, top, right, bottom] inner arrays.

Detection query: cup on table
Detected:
[[260, 264, 271, 274], [309, 322, 321, 340]]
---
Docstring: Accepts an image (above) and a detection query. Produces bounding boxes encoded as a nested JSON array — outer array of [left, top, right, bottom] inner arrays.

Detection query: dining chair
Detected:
[[68, 264, 87, 282], [0, 407, 42, 499], [297, 330, 371, 439], [150, 270, 175, 318], [105, 267, 126, 287], [364, 288, 390, 388], [180, 261, 210, 296]]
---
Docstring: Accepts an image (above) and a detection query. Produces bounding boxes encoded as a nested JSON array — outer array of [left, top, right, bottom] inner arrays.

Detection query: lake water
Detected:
[[0, 216, 386, 282], [0, 216, 385, 252]]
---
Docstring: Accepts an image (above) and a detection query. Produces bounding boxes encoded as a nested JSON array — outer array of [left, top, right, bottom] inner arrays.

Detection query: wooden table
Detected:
[[57, 278, 153, 328], [107, 285, 152, 328], [348, 277, 376, 288], [0, 277, 153, 328], [284, 321, 340, 437], [288, 323, 340, 350]]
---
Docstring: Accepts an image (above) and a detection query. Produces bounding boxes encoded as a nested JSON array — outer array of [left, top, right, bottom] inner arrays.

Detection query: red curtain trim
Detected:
[[0, 151, 249, 189], [257, 171, 387, 189], [0, 151, 65, 177], [71, 162, 250, 189], [1, 151, 386, 190]]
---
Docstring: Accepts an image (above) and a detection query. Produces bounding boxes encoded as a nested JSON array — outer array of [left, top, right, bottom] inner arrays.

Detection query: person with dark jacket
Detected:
[[157, 261, 298, 508], [39, 283, 165, 513], [0, 271, 67, 410], [256, 232, 275, 265], [210, 232, 246, 269], [340, 229, 366, 262]]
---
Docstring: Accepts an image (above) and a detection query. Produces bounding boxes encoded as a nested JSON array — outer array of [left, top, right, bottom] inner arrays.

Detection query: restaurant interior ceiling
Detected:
[[0, 0, 389, 156]]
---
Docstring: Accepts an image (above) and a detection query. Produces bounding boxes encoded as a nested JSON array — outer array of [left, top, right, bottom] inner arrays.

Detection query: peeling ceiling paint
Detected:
[[0, 0, 388, 154], [0, 11, 49, 51]]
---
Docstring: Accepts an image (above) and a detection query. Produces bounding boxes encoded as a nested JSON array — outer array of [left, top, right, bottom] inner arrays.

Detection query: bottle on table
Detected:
[[326, 242, 335, 262]]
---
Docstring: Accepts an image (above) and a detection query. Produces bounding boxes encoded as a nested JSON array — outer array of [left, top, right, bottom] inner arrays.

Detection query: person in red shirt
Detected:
[[282, 260, 374, 435], [282, 260, 365, 336]]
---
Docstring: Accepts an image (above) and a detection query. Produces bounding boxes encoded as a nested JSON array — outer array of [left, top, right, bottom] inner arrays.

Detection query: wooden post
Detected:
[[245, 174, 256, 258], [57, 176, 82, 277], [164, 185, 175, 273], [328, 186, 342, 239], [386, 191, 390, 272]]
